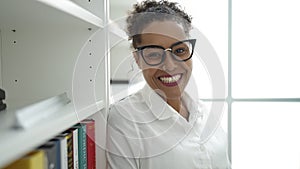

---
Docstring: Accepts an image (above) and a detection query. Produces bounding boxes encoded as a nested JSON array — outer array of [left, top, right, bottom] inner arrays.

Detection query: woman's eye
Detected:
[[174, 48, 187, 55], [148, 52, 161, 58]]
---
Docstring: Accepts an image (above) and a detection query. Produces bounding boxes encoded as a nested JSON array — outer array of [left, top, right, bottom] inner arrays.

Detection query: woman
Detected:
[[106, 1, 231, 168]]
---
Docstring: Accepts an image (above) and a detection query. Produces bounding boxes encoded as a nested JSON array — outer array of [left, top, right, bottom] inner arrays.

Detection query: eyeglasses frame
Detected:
[[134, 39, 196, 66]]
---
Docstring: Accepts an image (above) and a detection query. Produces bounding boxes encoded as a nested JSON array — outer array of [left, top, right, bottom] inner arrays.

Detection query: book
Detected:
[[68, 128, 79, 169], [81, 119, 95, 169], [38, 140, 59, 169], [61, 130, 73, 169], [73, 123, 87, 169], [3, 150, 46, 169], [55, 133, 69, 169], [51, 140, 61, 169]]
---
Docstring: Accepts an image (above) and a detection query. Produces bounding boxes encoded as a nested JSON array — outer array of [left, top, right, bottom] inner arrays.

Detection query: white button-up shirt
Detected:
[[106, 84, 231, 169]]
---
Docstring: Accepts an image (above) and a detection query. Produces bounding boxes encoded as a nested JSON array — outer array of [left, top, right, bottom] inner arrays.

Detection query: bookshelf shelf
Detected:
[[0, 100, 104, 167], [0, 0, 104, 30], [38, 0, 104, 28]]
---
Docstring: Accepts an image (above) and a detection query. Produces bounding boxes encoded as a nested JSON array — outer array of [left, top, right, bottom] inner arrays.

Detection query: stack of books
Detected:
[[3, 119, 96, 169]]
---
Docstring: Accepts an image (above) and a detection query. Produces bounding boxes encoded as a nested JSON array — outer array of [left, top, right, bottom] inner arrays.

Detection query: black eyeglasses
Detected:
[[134, 39, 196, 66]]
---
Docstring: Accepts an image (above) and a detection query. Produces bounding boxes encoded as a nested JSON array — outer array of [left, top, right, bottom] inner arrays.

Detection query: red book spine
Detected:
[[81, 119, 95, 169]]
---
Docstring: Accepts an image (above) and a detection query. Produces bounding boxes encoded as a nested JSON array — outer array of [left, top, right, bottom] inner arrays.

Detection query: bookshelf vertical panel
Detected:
[[72, 28, 105, 112]]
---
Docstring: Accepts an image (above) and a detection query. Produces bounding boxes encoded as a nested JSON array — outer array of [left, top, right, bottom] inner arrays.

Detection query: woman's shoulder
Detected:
[[107, 93, 141, 132], [108, 90, 150, 122], [110, 90, 143, 113]]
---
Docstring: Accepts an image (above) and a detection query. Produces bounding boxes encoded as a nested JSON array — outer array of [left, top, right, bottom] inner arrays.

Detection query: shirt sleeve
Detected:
[[106, 105, 141, 169]]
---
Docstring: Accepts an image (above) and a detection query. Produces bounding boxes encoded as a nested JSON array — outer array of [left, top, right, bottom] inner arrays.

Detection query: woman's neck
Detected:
[[167, 98, 189, 121], [167, 99, 181, 112], [156, 91, 190, 121]]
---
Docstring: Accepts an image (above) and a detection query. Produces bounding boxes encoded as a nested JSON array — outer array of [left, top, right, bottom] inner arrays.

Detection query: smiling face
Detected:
[[134, 21, 193, 100]]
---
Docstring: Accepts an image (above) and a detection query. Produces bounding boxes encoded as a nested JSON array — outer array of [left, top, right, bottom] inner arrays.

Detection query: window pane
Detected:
[[188, 0, 228, 99], [232, 0, 300, 98], [232, 102, 300, 169]]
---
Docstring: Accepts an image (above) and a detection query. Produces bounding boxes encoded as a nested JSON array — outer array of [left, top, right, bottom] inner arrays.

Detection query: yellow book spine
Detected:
[[4, 150, 46, 169]]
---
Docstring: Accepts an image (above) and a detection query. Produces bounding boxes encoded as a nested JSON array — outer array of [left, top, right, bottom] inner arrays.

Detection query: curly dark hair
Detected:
[[126, 0, 192, 48]]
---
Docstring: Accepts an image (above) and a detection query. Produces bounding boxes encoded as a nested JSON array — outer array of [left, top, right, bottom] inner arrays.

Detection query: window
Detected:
[[172, 0, 300, 168], [231, 0, 300, 168]]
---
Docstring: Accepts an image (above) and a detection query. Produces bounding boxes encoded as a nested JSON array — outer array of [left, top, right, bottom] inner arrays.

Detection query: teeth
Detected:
[[159, 74, 181, 83]]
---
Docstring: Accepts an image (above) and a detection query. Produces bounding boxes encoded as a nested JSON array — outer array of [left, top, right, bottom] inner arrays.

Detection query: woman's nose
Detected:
[[162, 51, 177, 71]]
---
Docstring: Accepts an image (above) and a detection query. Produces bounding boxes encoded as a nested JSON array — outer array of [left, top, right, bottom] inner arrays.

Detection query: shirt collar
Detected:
[[141, 84, 202, 121]]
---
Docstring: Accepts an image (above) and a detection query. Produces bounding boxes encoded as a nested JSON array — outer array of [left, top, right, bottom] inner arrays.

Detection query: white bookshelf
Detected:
[[0, 0, 109, 168]]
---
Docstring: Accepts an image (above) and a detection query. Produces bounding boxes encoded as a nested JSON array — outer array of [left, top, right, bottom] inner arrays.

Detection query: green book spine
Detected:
[[81, 119, 95, 169], [74, 123, 87, 169]]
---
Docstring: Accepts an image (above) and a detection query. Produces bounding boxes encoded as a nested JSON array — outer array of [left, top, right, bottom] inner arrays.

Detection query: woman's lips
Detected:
[[158, 73, 182, 87]]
